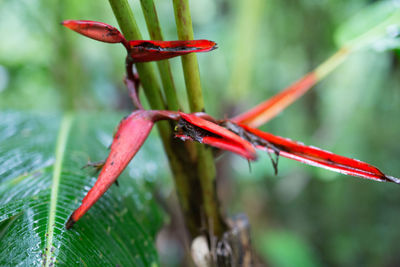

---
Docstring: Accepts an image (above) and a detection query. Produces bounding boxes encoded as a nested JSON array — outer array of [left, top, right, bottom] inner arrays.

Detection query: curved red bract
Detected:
[[240, 123, 399, 183], [179, 112, 257, 160], [66, 110, 155, 229], [62, 20, 217, 62], [62, 20, 126, 44], [128, 40, 217, 62], [232, 72, 317, 127]]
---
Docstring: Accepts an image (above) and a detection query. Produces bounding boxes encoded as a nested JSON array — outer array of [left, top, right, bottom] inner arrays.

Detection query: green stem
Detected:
[[314, 47, 350, 80], [172, 0, 225, 237], [108, 0, 216, 238], [172, 0, 205, 112], [108, 0, 175, 187], [109, 0, 166, 112], [140, 0, 181, 111]]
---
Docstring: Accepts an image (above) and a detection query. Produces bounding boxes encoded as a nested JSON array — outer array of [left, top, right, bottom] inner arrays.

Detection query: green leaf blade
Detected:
[[335, 0, 400, 51], [0, 111, 167, 266]]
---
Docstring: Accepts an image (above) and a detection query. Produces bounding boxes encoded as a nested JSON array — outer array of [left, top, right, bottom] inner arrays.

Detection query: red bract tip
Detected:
[[66, 110, 155, 229], [239, 123, 399, 183], [62, 20, 126, 44], [177, 112, 257, 160], [232, 72, 317, 127], [128, 40, 217, 62]]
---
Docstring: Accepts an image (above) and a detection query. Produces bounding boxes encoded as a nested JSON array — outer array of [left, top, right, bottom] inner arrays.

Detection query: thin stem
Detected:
[[314, 47, 350, 80], [109, 0, 166, 112], [172, 0, 226, 237], [108, 0, 215, 238], [125, 57, 143, 109], [231, 47, 351, 127], [140, 0, 181, 111], [172, 0, 205, 112]]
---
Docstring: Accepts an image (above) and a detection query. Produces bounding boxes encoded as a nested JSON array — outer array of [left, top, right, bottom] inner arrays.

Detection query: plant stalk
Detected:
[[172, 0, 205, 112], [172, 0, 226, 237], [109, 0, 166, 111], [140, 0, 181, 111], [108, 0, 192, 227], [108, 0, 224, 238]]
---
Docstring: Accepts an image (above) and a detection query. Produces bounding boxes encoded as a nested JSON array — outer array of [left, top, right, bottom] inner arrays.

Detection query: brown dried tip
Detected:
[[65, 215, 76, 230]]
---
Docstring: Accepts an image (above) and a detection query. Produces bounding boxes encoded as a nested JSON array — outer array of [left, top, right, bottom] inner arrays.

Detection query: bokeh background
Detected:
[[1, 0, 400, 266]]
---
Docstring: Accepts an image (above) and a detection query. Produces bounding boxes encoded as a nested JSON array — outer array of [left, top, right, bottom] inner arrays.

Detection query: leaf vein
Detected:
[[44, 114, 73, 267]]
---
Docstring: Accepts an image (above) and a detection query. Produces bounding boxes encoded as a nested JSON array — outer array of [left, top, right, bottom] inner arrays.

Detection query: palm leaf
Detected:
[[0, 111, 168, 266]]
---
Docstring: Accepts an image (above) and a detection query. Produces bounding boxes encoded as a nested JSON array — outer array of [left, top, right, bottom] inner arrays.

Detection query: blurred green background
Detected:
[[1, 0, 400, 266]]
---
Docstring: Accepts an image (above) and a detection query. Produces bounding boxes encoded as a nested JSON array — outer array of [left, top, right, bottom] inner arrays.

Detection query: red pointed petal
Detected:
[[180, 113, 249, 146], [240, 124, 399, 183], [128, 40, 217, 62], [66, 110, 154, 228], [179, 112, 256, 159], [202, 136, 257, 160], [232, 72, 317, 127], [62, 20, 125, 43], [175, 134, 256, 160], [154, 40, 217, 51]]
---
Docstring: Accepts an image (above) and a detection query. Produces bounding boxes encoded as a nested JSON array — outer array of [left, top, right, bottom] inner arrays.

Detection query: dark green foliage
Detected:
[[0, 112, 166, 266]]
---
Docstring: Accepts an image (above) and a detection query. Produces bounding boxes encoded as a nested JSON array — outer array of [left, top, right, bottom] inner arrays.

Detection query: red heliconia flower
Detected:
[[65, 109, 185, 228], [66, 109, 400, 229], [64, 19, 399, 231], [62, 20, 217, 63], [66, 110, 155, 229], [175, 117, 400, 183], [66, 110, 253, 228]]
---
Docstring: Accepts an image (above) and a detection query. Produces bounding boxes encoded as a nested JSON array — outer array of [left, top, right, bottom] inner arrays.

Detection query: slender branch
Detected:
[[172, 0, 205, 112], [172, 0, 226, 237], [108, 0, 221, 239], [140, 0, 181, 111], [108, 0, 192, 214], [109, 0, 166, 112]]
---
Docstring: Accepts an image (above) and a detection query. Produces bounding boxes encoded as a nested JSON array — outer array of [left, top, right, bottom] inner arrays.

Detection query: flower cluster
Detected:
[[62, 20, 399, 229]]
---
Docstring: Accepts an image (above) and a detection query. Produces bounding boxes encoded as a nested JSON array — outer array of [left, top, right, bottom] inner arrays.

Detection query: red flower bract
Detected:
[[177, 112, 257, 160], [62, 20, 217, 63], [128, 40, 217, 62], [66, 110, 155, 229], [174, 116, 400, 184], [62, 20, 126, 44], [65, 110, 400, 229], [239, 123, 400, 183], [232, 72, 318, 127]]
